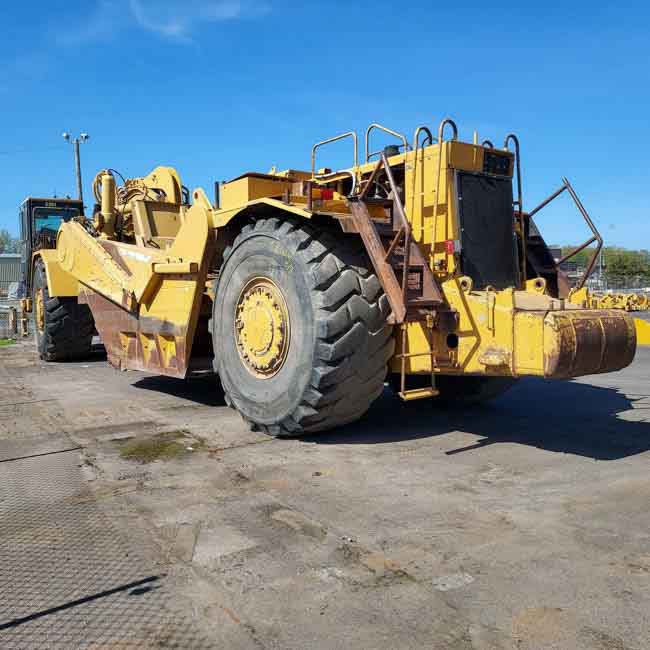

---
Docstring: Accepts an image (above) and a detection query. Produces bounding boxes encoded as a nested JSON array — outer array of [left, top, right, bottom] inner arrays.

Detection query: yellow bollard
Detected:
[[635, 319, 650, 346]]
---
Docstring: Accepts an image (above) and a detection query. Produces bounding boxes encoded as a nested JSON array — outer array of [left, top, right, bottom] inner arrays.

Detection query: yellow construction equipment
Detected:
[[569, 288, 649, 312], [22, 119, 637, 435]]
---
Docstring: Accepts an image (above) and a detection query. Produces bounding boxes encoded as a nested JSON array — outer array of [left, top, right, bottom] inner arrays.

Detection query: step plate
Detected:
[[398, 387, 440, 401]]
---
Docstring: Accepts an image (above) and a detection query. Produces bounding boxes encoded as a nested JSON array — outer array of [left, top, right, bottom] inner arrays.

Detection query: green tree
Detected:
[[0, 229, 19, 254], [560, 245, 650, 286]]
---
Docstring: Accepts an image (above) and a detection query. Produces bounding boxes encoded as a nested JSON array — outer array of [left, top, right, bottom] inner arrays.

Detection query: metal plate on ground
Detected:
[[0, 437, 216, 649]]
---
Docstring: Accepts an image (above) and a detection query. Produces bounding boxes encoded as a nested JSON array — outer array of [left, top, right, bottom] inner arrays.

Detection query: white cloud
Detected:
[[128, 0, 265, 40], [54, 0, 267, 46]]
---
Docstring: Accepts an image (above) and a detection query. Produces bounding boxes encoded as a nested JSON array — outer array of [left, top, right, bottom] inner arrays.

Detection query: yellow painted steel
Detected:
[[38, 122, 637, 384], [34, 288, 44, 333], [234, 277, 290, 378], [36, 249, 79, 298], [399, 387, 440, 401]]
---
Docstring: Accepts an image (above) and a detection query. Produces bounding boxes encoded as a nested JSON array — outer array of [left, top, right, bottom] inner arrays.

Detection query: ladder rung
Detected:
[[406, 298, 435, 306], [391, 260, 426, 269], [398, 387, 439, 401]]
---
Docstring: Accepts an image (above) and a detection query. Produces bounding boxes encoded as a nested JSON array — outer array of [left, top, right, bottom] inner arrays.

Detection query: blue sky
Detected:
[[0, 0, 648, 248]]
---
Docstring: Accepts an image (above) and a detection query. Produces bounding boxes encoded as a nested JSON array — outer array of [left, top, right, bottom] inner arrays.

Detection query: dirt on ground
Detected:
[[1, 338, 649, 649]]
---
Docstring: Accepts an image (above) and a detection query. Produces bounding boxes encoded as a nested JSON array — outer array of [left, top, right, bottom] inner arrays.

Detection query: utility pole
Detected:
[[62, 132, 89, 209]]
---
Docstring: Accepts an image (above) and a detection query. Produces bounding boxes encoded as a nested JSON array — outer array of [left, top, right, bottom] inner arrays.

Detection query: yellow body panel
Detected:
[[220, 175, 294, 211], [41, 123, 636, 386], [390, 281, 635, 379], [57, 199, 212, 377], [37, 250, 79, 297]]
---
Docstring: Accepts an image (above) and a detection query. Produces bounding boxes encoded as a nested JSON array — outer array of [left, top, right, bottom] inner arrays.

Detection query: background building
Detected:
[[0, 253, 21, 297]]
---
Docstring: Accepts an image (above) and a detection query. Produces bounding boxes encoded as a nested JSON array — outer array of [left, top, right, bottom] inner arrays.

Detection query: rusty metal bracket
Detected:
[[527, 178, 603, 290]]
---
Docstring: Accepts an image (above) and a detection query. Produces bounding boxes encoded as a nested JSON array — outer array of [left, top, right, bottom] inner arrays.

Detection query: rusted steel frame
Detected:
[[359, 157, 385, 202], [503, 134, 525, 283], [380, 153, 412, 303], [527, 184, 567, 218], [311, 131, 358, 177], [348, 201, 406, 324], [557, 236, 597, 265], [526, 178, 603, 290], [381, 152, 444, 306], [365, 123, 409, 163], [384, 226, 405, 261], [561, 178, 603, 289], [349, 153, 443, 325]]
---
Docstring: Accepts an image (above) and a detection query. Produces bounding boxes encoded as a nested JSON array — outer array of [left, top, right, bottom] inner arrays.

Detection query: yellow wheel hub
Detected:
[[235, 277, 290, 378], [35, 289, 45, 333]]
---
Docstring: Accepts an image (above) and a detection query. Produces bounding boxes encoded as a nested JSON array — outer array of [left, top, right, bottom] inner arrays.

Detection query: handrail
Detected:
[[365, 123, 409, 162], [311, 131, 358, 177], [410, 126, 435, 233], [503, 133, 525, 282], [527, 177, 603, 290], [482, 139, 495, 148], [437, 118, 458, 143], [430, 118, 459, 261], [413, 126, 435, 150]]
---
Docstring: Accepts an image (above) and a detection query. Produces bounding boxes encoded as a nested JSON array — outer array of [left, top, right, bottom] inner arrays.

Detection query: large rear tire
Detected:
[[32, 260, 94, 361], [212, 217, 395, 437]]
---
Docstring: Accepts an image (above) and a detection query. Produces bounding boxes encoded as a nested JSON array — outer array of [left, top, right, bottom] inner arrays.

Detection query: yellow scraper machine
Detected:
[[24, 119, 636, 436]]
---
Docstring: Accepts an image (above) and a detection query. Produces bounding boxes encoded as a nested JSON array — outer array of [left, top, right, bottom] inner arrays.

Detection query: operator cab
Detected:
[[19, 197, 83, 293]]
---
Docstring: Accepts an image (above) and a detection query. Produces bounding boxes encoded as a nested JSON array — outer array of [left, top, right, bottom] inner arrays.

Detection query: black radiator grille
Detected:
[[457, 173, 520, 290]]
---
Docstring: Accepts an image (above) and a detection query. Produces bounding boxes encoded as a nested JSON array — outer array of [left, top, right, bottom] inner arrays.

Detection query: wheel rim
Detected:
[[234, 277, 290, 378], [35, 289, 45, 333]]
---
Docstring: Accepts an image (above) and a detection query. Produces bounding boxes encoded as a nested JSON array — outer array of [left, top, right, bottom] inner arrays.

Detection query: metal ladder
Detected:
[[347, 153, 444, 400]]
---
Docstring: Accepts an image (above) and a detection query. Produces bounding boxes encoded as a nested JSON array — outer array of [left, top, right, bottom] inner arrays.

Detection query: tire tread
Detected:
[[214, 218, 394, 437]]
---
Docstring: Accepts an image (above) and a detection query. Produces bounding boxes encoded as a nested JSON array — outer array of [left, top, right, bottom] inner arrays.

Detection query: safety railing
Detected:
[[527, 178, 603, 290], [311, 131, 358, 177], [413, 126, 435, 151], [503, 134, 525, 281], [365, 123, 409, 162], [430, 118, 459, 257]]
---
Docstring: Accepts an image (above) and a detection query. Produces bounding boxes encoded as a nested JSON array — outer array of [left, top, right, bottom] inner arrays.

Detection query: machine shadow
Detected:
[[133, 374, 227, 407], [304, 378, 650, 461]]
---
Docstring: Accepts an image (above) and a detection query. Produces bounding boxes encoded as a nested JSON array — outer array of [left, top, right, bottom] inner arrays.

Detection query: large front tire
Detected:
[[212, 218, 395, 437], [32, 260, 94, 361]]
